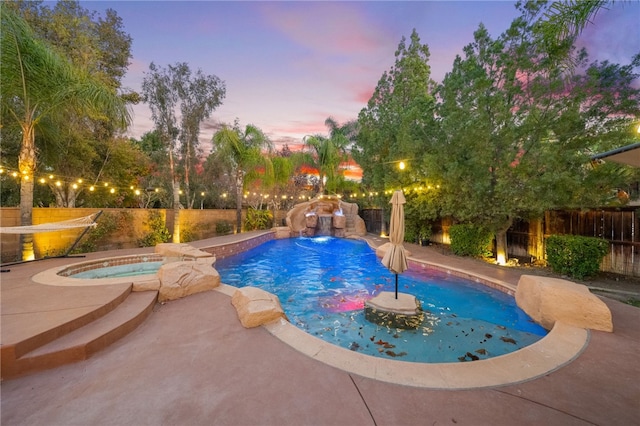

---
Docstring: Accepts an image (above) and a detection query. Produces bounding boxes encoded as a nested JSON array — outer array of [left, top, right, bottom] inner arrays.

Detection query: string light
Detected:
[[1, 164, 442, 204], [0, 165, 164, 196]]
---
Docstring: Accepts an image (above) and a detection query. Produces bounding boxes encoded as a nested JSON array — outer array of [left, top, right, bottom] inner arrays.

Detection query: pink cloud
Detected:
[[260, 3, 389, 56]]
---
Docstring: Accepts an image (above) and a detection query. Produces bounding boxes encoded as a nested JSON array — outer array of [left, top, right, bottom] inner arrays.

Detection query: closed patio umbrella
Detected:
[[381, 190, 408, 299]]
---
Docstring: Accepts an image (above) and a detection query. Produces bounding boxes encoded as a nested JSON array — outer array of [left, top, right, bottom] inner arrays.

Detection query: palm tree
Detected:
[[1, 10, 129, 260], [542, 0, 611, 42], [211, 122, 272, 232], [302, 118, 352, 195]]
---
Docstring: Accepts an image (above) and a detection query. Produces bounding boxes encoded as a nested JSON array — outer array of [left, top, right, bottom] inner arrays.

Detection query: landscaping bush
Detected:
[[138, 210, 170, 247], [180, 222, 195, 243], [449, 224, 492, 257], [244, 208, 273, 231], [545, 235, 609, 279], [76, 211, 133, 253], [405, 219, 432, 245], [215, 221, 233, 235]]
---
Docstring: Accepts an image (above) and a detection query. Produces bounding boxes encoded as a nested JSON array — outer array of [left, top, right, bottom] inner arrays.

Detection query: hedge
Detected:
[[545, 235, 609, 279], [449, 224, 493, 258]]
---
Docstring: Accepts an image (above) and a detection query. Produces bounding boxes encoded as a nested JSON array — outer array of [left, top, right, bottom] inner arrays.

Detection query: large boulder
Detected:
[[157, 258, 220, 302], [231, 287, 288, 328], [515, 275, 613, 332]]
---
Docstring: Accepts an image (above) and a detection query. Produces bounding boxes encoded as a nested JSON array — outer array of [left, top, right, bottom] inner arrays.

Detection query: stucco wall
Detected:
[[0, 208, 286, 262]]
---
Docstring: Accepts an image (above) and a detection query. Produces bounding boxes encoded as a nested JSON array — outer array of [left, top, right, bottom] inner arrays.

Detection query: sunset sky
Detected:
[[84, 1, 640, 151]]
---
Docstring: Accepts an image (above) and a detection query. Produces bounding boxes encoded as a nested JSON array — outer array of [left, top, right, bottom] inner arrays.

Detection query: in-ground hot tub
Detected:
[[34, 254, 166, 287]]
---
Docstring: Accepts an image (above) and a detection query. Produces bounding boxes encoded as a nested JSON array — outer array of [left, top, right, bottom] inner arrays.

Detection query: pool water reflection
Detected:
[[215, 237, 547, 363]]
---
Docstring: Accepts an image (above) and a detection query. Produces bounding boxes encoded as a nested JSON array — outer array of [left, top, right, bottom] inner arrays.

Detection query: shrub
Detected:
[[405, 220, 432, 245], [449, 224, 492, 257], [545, 235, 609, 279], [244, 208, 273, 231], [138, 210, 170, 247], [75, 211, 133, 253], [215, 221, 233, 235], [180, 222, 195, 243]]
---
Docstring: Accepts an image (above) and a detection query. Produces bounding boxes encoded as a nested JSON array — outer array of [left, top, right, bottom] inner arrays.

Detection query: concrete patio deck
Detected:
[[1, 231, 639, 425]]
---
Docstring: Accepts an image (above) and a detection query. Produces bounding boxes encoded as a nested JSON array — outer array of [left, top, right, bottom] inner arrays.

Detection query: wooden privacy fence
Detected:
[[509, 209, 639, 276], [543, 208, 639, 277], [363, 207, 639, 277]]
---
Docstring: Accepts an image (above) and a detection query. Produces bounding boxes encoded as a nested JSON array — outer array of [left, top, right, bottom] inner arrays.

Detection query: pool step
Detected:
[[6, 291, 157, 379]]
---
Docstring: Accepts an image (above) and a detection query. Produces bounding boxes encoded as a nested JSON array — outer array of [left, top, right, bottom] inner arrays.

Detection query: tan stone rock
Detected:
[[305, 214, 318, 228], [272, 226, 291, 239], [333, 214, 346, 229], [231, 286, 288, 328], [154, 243, 214, 259], [157, 258, 220, 302], [286, 198, 366, 236], [515, 275, 613, 332], [286, 201, 311, 233], [352, 216, 367, 236]]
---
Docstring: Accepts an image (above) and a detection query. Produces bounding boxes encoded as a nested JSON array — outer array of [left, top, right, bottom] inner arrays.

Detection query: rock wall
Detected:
[[285, 197, 366, 237]]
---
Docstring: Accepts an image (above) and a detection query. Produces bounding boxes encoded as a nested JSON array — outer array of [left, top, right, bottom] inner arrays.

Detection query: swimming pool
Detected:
[[215, 237, 547, 363]]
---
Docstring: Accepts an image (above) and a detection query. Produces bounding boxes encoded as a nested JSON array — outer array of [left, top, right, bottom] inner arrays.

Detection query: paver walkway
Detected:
[[1, 232, 639, 425]]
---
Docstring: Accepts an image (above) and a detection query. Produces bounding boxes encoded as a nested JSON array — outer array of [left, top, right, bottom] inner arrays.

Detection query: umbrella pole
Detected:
[[395, 273, 398, 299]]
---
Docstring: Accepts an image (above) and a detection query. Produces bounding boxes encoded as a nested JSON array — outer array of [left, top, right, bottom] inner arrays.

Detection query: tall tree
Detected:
[[211, 121, 272, 232], [173, 63, 225, 208], [355, 29, 437, 195], [3, 0, 137, 209], [1, 9, 129, 260], [142, 62, 225, 242], [427, 3, 640, 263]]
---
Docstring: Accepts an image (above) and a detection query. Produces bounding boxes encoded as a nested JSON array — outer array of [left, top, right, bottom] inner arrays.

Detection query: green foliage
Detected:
[[404, 220, 431, 245], [179, 222, 195, 243], [422, 3, 640, 246], [138, 210, 170, 247], [449, 224, 493, 258], [215, 221, 233, 235], [142, 62, 226, 211], [211, 121, 272, 231], [76, 211, 133, 253], [244, 208, 273, 231], [545, 235, 609, 279], [355, 29, 436, 193]]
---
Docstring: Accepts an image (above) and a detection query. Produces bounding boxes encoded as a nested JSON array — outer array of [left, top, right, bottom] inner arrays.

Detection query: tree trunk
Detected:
[[172, 179, 181, 243], [18, 124, 35, 260], [168, 148, 181, 243], [235, 169, 243, 233], [495, 217, 513, 265], [530, 217, 544, 263]]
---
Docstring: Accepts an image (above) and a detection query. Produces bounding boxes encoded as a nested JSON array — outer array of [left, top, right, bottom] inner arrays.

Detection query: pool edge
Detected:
[[214, 283, 588, 390]]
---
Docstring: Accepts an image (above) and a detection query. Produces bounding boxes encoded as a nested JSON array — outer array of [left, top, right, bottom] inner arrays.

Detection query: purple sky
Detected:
[[85, 1, 639, 150]]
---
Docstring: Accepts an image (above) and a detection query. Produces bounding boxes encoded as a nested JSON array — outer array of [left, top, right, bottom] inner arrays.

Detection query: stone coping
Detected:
[[30, 233, 590, 389], [215, 284, 588, 390], [32, 253, 160, 287]]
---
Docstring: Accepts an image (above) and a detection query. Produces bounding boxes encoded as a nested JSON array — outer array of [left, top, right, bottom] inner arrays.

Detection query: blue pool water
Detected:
[[72, 261, 163, 279], [216, 237, 547, 363]]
